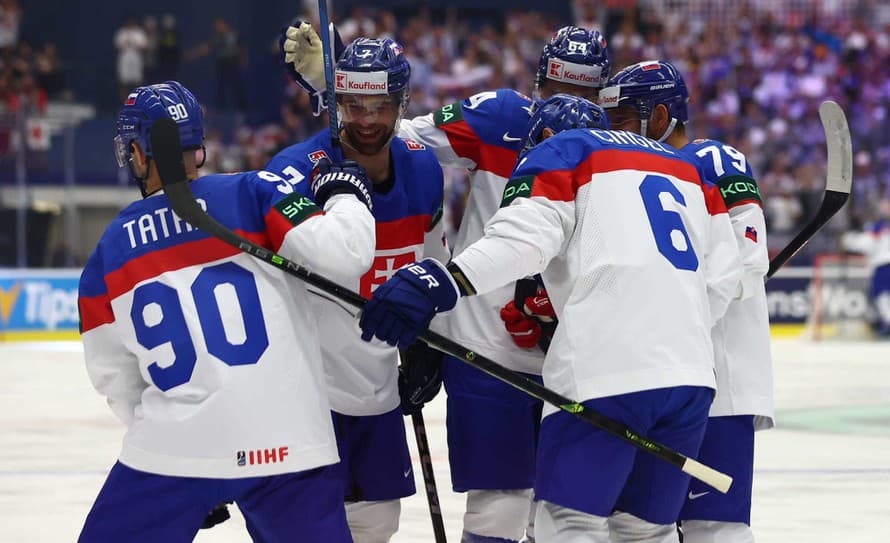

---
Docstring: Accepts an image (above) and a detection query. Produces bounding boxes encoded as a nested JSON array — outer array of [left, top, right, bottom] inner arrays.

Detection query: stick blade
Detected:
[[819, 100, 853, 195]]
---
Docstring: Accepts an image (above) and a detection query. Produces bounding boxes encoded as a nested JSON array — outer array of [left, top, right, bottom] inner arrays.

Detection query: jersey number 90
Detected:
[[131, 262, 269, 391]]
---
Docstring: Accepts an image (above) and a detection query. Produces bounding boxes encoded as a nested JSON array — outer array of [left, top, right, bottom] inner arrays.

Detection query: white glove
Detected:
[[283, 22, 327, 95]]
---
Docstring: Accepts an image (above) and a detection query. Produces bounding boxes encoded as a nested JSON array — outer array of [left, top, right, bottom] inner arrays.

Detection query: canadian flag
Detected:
[[26, 119, 51, 151]]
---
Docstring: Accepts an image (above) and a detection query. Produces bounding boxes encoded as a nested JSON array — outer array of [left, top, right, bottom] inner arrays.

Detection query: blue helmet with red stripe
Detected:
[[336, 37, 411, 104], [521, 94, 610, 157], [535, 26, 611, 97], [599, 60, 689, 140], [115, 81, 204, 194]]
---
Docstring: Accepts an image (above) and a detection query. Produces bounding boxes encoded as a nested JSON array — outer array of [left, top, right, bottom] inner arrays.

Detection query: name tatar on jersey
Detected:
[[122, 198, 206, 249]]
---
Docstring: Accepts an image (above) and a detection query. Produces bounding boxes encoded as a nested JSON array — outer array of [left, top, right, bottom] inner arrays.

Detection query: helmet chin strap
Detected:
[[128, 155, 152, 198], [640, 117, 678, 143]]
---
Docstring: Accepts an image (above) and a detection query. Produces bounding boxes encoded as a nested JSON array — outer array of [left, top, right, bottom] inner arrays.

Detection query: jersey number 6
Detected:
[[639, 174, 699, 271], [131, 262, 269, 391]]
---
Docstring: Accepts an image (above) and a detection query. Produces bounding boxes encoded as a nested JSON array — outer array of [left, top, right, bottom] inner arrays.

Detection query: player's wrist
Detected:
[[446, 261, 476, 296]]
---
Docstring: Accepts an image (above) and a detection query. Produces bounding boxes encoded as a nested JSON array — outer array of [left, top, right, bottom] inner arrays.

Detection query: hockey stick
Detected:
[[317, 0, 341, 157], [150, 117, 733, 494], [411, 411, 447, 542], [767, 100, 853, 279]]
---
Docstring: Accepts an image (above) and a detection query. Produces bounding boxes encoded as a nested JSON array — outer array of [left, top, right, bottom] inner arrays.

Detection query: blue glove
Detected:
[[279, 20, 345, 117], [310, 158, 373, 210], [359, 258, 459, 348], [398, 341, 444, 416]]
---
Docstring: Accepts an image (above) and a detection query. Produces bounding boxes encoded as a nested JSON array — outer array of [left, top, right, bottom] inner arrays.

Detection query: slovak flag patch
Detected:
[[308, 150, 330, 164], [745, 226, 758, 242], [125, 93, 138, 106], [404, 138, 425, 151]]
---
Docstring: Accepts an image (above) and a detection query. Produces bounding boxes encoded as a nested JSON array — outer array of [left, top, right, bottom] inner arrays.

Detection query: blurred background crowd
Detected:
[[1, 0, 889, 267]]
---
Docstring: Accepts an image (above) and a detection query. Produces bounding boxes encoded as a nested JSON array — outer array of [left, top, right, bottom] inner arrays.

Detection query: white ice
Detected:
[[1, 338, 889, 542]]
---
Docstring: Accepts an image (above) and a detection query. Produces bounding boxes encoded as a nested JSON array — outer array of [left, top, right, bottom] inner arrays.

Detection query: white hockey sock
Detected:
[[681, 520, 754, 543], [534, 500, 610, 543], [608, 511, 679, 543], [462, 488, 533, 541], [345, 499, 400, 543]]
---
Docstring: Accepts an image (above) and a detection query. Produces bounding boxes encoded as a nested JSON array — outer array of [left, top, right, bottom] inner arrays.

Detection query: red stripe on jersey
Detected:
[[376, 215, 430, 250], [264, 207, 323, 251], [440, 119, 518, 179], [530, 149, 722, 215], [104, 230, 270, 301], [80, 293, 114, 333], [701, 181, 729, 216]]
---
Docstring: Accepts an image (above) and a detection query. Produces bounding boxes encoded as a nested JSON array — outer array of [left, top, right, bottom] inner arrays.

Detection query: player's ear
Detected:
[[652, 104, 671, 138]]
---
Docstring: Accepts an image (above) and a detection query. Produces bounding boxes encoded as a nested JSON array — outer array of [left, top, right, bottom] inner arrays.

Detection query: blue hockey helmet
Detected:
[[521, 94, 610, 156], [115, 80, 205, 194], [598, 60, 689, 141], [535, 26, 611, 97], [335, 37, 411, 105]]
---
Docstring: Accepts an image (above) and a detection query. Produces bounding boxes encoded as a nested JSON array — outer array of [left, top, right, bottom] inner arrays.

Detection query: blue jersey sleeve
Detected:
[[683, 139, 761, 209]]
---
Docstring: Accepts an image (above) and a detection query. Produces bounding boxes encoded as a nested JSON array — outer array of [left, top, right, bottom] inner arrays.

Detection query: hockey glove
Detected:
[[279, 20, 344, 116], [359, 258, 460, 348], [310, 158, 374, 211], [398, 341, 444, 416], [500, 300, 543, 349]]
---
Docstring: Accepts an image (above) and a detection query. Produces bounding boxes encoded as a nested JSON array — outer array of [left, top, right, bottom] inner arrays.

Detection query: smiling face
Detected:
[[338, 94, 403, 156]]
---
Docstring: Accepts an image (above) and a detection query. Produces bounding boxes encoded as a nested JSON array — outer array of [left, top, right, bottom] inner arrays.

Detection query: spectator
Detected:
[[156, 13, 181, 81], [187, 18, 246, 113], [0, 0, 20, 50], [114, 17, 148, 102]]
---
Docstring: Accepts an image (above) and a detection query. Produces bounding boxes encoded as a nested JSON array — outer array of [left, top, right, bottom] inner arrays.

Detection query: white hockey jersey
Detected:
[[78, 171, 375, 478], [451, 129, 742, 412], [683, 139, 774, 429], [398, 89, 546, 374], [265, 132, 449, 416]]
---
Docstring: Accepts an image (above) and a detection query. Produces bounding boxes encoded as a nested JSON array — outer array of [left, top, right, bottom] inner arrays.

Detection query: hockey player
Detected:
[[599, 60, 775, 542], [842, 197, 890, 337], [357, 93, 742, 543], [265, 37, 449, 543], [77, 81, 376, 542], [282, 23, 612, 543]]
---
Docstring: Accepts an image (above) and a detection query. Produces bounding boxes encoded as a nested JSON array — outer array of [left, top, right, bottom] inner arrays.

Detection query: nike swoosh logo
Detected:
[[502, 132, 521, 143], [688, 491, 710, 500], [404, 469, 412, 478]]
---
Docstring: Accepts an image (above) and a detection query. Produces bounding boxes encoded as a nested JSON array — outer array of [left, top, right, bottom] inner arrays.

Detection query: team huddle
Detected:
[[76, 16, 774, 543]]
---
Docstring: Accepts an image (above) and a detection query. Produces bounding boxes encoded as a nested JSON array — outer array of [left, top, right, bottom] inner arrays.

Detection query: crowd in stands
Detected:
[[262, 0, 890, 242], [9, 0, 890, 250]]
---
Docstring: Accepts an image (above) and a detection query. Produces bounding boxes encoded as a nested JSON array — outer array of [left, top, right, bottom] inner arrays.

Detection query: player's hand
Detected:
[[359, 258, 459, 348], [310, 158, 374, 211], [279, 20, 344, 116], [500, 300, 543, 349], [398, 341, 443, 416]]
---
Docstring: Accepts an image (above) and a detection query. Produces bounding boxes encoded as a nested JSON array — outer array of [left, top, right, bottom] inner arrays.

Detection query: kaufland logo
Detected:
[[598, 86, 620, 108], [547, 59, 602, 87], [335, 70, 388, 94]]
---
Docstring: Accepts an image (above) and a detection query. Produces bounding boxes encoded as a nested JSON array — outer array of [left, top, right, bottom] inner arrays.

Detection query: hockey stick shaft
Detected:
[[317, 0, 341, 158], [150, 117, 731, 494], [411, 411, 447, 542], [767, 100, 853, 279]]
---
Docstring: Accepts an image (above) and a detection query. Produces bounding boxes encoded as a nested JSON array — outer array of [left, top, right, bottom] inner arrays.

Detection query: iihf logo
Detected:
[[237, 450, 246, 466]]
